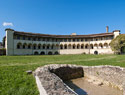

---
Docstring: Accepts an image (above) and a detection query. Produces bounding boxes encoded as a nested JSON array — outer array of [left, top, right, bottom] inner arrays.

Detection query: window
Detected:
[[73, 39, 75, 42], [23, 36, 25, 40], [47, 39, 49, 41], [77, 39, 79, 42], [17, 36, 20, 40], [33, 38, 36, 41], [33, 46, 36, 49], [85, 39, 87, 41], [28, 37, 31, 40], [68, 39, 71, 42], [43, 38, 45, 41], [91, 39, 93, 41], [38, 38, 41, 41], [64, 39, 67, 42], [81, 39, 83, 41]]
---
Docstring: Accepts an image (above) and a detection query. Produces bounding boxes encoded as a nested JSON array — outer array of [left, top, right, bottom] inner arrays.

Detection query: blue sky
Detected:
[[0, 0, 125, 41]]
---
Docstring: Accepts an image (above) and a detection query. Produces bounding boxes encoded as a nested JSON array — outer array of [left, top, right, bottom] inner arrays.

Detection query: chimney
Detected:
[[71, 33, 76, 35], [106, 26, 109, 33]]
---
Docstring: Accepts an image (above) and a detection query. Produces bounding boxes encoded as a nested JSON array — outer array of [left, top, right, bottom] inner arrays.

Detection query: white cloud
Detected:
[[3, 22, 13, 26]]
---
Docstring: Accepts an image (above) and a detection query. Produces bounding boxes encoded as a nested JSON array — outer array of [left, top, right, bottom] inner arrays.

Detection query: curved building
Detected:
[[5, 28, 120, 55]]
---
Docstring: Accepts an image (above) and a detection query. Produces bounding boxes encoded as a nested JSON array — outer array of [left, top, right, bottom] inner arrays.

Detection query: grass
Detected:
[[0, 54, 125, 95]]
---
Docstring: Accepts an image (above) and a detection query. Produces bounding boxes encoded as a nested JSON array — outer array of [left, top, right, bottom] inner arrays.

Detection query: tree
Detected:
[[110, 34, 125, 54], [2, 36, 6, 48]]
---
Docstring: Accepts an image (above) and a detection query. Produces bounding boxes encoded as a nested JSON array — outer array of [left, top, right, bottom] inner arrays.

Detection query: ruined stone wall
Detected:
[[34, 64, 125, 95]]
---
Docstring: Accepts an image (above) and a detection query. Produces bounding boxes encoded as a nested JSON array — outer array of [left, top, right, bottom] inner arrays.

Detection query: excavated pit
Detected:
[[34, 64, 125, 95]]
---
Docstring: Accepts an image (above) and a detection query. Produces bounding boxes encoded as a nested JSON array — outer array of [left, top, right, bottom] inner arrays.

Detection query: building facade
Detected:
[[5, 28, 120, 55]]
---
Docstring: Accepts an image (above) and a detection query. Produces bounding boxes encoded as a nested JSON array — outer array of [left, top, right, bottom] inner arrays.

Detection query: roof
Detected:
[[13, 30, 114, 38]]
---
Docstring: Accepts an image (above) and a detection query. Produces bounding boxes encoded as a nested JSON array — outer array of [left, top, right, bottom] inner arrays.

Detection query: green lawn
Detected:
[[0, 54, 125, 95]]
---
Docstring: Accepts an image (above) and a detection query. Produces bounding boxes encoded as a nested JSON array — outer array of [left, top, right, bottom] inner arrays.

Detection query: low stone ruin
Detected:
[[34, 64, 125, 95]]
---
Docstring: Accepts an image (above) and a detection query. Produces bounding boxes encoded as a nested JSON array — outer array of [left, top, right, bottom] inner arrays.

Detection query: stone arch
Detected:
[[104, 43, 108, 48], [56, 44, 59, 49], [38, 44, 41, 49], [60, 44, 63, 49], [72, 44, 76, 49], [47, 44, 50, 49], [33, 44, 37, 49], [90, 44, 93, 49], [48, 51, 53, 55], [68, 44, 72, 49], [81, 44, 84, 49], [54, 51, 59, 55], [77, 44, 80, 49], [23, 43, 27, 49], [99, 43, 103, 48], [85, 44, 89, 49], [64, 44, 67, 49], [42, 44, 46, 49], [40, 51, 45, 55], [51, 44, 55, 49], [28, 43, 32, 49], [94, 43, 98, 49], [34, 51, 39, 55], [17, 42, 22, 49], [94, 51, 98, 55]]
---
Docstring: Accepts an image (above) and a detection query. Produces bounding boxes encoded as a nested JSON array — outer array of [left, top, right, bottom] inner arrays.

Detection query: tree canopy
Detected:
[[110, 34, 125, 54]]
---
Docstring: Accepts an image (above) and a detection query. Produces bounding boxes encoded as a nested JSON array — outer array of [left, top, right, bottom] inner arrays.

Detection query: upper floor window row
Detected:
[[15, 36, 113, 42]]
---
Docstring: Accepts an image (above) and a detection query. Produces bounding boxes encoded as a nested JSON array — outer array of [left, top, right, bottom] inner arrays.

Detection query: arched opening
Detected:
[[28, 43, 32, 49], [56, 44, 59, 49], [48, 51, 53, 55], [42, 44, 46, 49], [33, 44, 37, 50], [38, 44, 41, 49], [90, 44, 93, 49], [104, 43, 108, 48], [60, 44, 63, 49], [85, 44, 89, 49], [77, 44, 80, 49], [23, 43, 27, 49], [47, 44, 50, 49], [54, 51, 59, 55], [64, 44, 67, 49], [73, 44, 76, 49], [121, 46, 125, 54], [99, 43, 103, 48], [51, 44, 54, 49], [94, 43, 98, 49], [40, 51, 45, 55], [81, 44, 84, 49], [68, 44, 71, 49], [94, 51, 98, 55], [17, 43, 22, 49], [34, 51, 39, 55]]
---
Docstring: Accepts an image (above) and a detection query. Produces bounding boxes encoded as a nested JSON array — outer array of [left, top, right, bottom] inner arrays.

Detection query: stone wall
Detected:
[[34, 64, 125, 95]]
